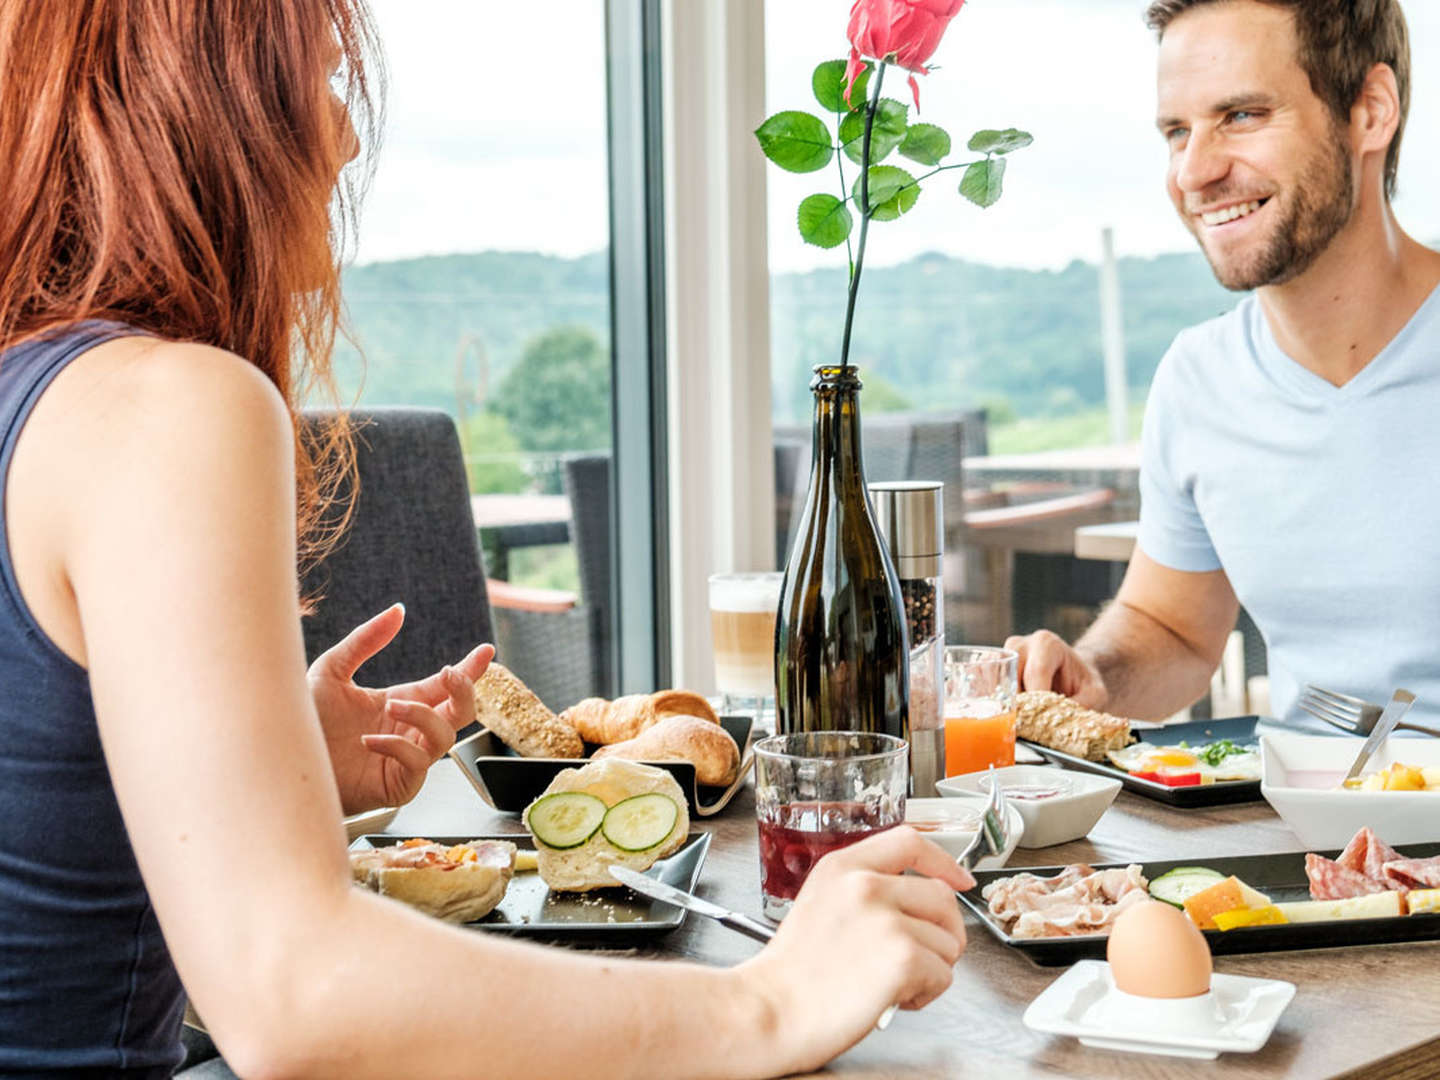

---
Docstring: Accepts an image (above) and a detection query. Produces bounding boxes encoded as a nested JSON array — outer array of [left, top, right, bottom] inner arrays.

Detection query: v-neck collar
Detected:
[[1249, 280, 1440, 403]]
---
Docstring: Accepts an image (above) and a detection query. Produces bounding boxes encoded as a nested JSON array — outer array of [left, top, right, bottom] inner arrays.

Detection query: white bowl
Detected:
[[1259, 732, 1440, 849], [937, 765, 1121, 848], [905, 795, 1022, 869]]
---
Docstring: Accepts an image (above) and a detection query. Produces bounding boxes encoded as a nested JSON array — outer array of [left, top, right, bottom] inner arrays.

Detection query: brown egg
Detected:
[[1106, 900, 1212, 998]]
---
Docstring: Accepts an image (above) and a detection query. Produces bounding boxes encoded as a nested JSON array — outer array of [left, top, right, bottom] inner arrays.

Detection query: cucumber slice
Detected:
[[526, 792, 607, 850], [1149, 866, 1227, 908], [601, 794, 679, 853]]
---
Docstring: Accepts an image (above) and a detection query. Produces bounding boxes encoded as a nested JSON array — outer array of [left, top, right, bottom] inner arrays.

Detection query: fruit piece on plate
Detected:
[[1212, 905, 1288, 931], [1274, 891, 1405, 922], [1182, 875, 1270, 930], [1149, 866, 1226, 908]]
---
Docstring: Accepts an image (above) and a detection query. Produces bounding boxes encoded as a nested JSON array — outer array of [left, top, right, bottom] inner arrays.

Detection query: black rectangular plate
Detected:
[[960, 842, 1440, 966], [1021, 716, 1265, 808], [449, 715, 754, 817], [351, 832, 710, 937]]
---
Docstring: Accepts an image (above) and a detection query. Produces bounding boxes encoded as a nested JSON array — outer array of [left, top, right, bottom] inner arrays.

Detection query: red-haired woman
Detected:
[[0, 2, 972, 1076]]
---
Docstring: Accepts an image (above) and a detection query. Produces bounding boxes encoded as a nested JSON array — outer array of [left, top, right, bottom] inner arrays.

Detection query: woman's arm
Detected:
[[24, 338, 967, 1080]]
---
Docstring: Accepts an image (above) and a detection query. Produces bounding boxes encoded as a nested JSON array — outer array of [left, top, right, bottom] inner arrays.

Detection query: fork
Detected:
[[955, 766, 1011, 872], [1298, 684, 1440, 737]]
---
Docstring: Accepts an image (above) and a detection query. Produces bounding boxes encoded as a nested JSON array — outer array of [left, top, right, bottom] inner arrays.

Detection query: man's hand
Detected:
[[308, 603, 494, 815], [1003, 629, 1107, 709]]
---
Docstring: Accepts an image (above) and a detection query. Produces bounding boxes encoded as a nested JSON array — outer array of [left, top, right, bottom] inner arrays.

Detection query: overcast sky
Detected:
[[355, 0, 1440, 273]]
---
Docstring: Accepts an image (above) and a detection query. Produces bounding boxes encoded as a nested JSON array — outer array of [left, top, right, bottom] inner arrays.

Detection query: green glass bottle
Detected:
[[774, 365, 910, 738]]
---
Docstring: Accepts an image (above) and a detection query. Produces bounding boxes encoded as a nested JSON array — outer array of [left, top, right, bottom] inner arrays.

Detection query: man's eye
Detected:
[[1227, 110, 1258, 124], [1165, 127, 1189, 146]]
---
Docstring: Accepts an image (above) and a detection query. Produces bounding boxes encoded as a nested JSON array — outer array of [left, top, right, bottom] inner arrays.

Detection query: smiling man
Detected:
[[1006, 0, 1440, 726]]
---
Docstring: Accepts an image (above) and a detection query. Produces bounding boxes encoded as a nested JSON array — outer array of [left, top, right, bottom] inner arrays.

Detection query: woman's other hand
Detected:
[[733, 826, 972, 1076], [308, 603, 494, 814]]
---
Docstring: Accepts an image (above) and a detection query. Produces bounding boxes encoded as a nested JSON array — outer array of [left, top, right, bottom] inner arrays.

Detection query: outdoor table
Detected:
[[470, 493, 571, 579], [387, 759, 1440, 1079]]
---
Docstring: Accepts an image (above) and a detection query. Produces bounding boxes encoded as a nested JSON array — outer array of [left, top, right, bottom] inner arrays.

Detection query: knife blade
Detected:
[[607, 865, 776, 943], [1344, 688, 1417, 782], [607, 864, 902, 1032]]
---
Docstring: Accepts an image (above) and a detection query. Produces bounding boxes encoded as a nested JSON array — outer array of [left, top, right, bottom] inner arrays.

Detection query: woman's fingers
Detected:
[[386, 643, 495, 708], [311, 603, 405, 681], [360, 732, 431, 776], [821, 826, 975, 893], [383, 699, 454, 755]]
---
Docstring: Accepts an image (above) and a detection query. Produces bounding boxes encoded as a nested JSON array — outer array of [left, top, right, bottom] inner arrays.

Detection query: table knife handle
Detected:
[[722, 912, 777, 943]]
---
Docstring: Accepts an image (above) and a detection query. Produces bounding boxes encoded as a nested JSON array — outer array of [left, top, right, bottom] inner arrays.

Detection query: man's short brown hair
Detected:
[[1145, 0, 1411, 199]]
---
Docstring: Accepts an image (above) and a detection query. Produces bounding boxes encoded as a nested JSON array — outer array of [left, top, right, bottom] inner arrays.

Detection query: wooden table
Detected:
[[387, 762, 1440, 1079], [1075, 520, 1139, 562], [469, 493, 571, 579]]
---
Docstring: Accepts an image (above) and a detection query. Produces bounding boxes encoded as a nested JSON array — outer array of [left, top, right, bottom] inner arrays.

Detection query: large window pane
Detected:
[[339, 0, 620, 708]]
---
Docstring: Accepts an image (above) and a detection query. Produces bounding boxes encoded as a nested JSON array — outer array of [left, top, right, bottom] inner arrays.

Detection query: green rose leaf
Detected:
[[755, 111, 834, 173], [960, 157, 1007, 207], [853, 165, 919, 221], [967, 128, 1034, 155], [812, 59, 871, 113], [839, 98, 908, 165], [899, 123, 951, 166], [796, 193, 854, 249]]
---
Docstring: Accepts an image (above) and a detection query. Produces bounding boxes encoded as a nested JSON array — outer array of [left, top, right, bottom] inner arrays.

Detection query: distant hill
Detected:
[[337, 247, 1240, 424]]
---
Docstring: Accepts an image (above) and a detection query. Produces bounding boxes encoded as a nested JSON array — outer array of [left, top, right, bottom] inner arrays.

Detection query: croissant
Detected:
[[559, 690, 718, 745], [592, 715, 741, 786]]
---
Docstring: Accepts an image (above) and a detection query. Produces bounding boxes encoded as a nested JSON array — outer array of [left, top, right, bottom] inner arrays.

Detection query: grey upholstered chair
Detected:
[[298, 407, 495, 692]]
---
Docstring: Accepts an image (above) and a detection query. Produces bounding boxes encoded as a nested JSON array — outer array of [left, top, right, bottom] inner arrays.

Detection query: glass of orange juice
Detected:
[[943, 646, 1018, 777]]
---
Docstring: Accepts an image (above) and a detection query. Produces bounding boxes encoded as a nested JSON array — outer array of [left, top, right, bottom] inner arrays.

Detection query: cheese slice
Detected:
[[1182, 876, 1272, 930], [1407, 889, 1440, 915], [1274, 891, 1405, 923], [1212, 905, 1288, 931]]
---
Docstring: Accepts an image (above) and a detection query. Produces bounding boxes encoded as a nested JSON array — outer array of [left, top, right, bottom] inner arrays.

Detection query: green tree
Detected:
[[458, 411, 530, 494], [491, 326, 612, 455]]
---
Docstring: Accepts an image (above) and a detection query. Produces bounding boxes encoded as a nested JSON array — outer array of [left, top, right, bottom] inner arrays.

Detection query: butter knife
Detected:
[[1343, 688, 1417, 783], [608, 865, 900, 1030], [608, 864, 776, 943]]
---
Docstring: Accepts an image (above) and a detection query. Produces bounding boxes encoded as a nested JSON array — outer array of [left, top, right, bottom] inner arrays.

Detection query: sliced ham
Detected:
[[985, 863, 1150, 939]]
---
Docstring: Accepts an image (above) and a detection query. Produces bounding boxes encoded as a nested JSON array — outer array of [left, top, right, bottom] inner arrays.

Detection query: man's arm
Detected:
[[1007, 547, 1239, 720]]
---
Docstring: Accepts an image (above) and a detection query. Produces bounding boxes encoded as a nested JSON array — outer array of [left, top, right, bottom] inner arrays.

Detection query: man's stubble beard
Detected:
[[1197, 130, 1356, 292]]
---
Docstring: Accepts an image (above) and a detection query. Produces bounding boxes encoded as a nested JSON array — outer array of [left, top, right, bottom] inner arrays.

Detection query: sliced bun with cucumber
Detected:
[[524, 758, 689, 892]]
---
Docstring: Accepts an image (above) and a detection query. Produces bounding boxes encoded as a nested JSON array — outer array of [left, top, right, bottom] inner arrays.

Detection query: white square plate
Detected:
[[1023, 960, 1295, 1059]]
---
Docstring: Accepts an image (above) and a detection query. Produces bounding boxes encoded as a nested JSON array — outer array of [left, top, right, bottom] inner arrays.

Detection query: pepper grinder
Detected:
[[869, 481, 945, 796]]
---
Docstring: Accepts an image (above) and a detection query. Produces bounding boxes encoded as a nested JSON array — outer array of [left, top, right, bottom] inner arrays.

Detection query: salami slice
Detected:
[[1307, 852, 1390, 900], [1382, 856, 1440, 891]]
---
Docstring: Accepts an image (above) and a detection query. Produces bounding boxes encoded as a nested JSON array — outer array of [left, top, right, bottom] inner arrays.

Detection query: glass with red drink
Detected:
[[753, 731, 908, 920]]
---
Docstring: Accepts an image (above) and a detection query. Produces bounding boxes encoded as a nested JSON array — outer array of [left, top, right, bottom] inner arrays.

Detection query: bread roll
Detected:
[[524, 758, 689, 892], [1015, 690, 1131, 761], [592, 714, 741, 787], [351, 839, 517, 923], [560, 689, 718, 745], [474, 662, 583, 758]]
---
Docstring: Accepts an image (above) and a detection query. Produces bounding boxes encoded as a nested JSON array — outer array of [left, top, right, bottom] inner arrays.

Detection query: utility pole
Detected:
[[1099, 227, 1129, 445]]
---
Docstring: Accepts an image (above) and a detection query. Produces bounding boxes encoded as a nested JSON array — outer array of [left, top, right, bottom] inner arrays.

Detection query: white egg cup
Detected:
[[1095, 985, 1222, 1032]]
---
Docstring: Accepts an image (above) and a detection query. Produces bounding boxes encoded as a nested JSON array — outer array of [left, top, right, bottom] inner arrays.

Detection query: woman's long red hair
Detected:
[[0, 0, 382, 580]]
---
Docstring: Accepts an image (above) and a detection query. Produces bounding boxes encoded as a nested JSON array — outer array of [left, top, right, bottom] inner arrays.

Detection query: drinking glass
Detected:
[[753, 731, 908, 920], [943, 646, 1019, 777], [708, 571, 782, 727]]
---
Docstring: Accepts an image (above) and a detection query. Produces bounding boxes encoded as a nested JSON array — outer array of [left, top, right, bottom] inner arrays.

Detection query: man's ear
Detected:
[[1351, 61, 1401, 158]]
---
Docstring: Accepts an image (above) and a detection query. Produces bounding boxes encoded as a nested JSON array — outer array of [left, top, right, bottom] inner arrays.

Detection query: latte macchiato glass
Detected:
[[708, 571, 782, 722]]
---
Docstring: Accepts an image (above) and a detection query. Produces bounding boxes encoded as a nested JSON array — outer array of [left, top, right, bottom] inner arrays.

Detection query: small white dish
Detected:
[[937, 764, 1121, 848], [1260, 733, 1440, 849], [904, 795, 1021, 869], [1023, 960, 1295, 1059], [343, 806, 399, 842]]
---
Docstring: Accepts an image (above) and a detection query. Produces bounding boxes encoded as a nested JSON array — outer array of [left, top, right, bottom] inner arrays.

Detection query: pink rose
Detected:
[[844, 0, 965, 112]]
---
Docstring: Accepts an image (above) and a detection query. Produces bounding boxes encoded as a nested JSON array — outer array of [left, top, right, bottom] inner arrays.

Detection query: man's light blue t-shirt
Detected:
[[1138, 283, 1440, 726]]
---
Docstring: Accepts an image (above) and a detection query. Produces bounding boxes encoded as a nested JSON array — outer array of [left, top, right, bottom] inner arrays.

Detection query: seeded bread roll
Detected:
[[474, 662, 583, 758], [1015, 690, 1132, 761]]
